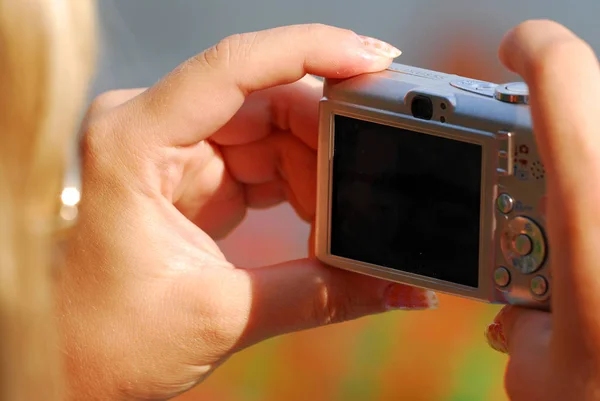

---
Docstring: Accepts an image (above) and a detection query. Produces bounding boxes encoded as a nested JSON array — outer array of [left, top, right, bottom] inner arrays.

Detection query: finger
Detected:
[[233, 259, 439, 350], [173, 76, 322, 233], [487, 306, 551, 400], [308, 224, 316, 257], [222, 131, 317, 220], [499, 20, 600, 204], [126, 24, 399, 147], [244, 180, 286, 209], [211, 75, 323, 150], [499, 20, 600, 351], [486, 306, 551, 355]]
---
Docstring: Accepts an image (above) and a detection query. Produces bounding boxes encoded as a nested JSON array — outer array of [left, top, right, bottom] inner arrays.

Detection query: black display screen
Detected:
[[330, 115, 482, 288]]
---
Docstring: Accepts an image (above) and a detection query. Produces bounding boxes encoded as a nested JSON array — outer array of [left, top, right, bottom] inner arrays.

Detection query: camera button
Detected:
[[450, 79, 497, 97], [506, 82, 528, 94], [501, 216, 547, 274], [494, 82, 529, 104], [476, 82, 497, 90], [494, 266, 511, 288], [513, 234, 533, 256], [530, 275, 549, 297], [496, 193, 514, 214]]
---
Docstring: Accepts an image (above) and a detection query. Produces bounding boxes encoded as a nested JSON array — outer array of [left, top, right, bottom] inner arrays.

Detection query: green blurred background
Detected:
[[178, 295, 508, 401], [87, 1, 595, 399]]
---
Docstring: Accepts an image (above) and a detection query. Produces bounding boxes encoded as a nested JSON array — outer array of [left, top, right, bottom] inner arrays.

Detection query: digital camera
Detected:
[[314, 63, 551, 311]]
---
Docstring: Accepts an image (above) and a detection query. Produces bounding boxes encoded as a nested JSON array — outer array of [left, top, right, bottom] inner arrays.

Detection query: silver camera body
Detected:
[[314, 63, 551, 311]]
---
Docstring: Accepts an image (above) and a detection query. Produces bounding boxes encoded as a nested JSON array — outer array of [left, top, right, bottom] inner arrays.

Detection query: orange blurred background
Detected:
[[175, 205, 509, 401]]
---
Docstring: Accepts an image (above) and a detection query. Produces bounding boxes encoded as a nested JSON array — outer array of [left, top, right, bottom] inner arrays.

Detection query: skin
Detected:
[[58, 19, 600, 401], [487, 20, 600, 401], [57, 24, 438, 401]]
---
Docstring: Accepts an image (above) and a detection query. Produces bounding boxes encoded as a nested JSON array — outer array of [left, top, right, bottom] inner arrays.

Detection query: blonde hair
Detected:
[[0, 1, 96, 400]]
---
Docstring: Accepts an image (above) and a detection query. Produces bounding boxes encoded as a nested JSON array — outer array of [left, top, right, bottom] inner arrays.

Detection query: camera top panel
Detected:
[[387, 64, 529, 104], [322, 62, 532, 135]]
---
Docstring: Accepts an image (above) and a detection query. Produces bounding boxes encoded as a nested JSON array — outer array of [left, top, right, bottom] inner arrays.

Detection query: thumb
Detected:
[[234, 258, 438, 350], [487, 306, 551, 400]]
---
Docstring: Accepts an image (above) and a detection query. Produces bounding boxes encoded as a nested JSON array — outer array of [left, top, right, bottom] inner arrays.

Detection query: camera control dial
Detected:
[[501, 216, 546, 274]]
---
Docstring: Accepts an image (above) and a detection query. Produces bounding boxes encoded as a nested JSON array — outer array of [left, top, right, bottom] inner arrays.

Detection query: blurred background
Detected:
[[85, 1, 596, 400]]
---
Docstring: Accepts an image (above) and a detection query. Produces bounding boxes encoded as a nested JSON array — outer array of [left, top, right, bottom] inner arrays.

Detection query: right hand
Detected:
[[484, 20, 600, 400]]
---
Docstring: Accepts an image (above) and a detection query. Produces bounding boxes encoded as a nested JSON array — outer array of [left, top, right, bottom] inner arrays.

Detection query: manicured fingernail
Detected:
[[493, 305, 510, 324], [485, 322, 508, 354], [358, 35, 402, 58], [385, 284, 439, 310]]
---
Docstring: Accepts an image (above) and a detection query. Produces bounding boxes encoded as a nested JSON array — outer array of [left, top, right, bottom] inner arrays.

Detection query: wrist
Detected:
[[55, 259, 125, 401]]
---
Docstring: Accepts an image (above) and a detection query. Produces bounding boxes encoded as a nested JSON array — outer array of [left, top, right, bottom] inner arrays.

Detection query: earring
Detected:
[[54, 185, 80, 238]]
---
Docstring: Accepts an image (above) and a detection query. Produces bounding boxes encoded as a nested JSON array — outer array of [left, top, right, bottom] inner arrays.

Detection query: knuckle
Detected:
[[194, 44, 222, 70], [78, 117, 114, 168], [311, 288, 336, 326], [78, 107, 150, 191], [191, 269, 251, 350], [213, 34, 241, 66], [199, 303, 241, 350], [79, 112, 137, 180], [310, 270, 352, 325], [195, 32, 258, 69], [87, 89, 130, 116]]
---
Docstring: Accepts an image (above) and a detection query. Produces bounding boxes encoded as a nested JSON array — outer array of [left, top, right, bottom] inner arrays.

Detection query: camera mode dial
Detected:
[[494, 82, 529, 104]]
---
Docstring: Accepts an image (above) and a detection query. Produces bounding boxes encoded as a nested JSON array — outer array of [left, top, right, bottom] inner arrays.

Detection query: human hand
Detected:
[[59, 24, 439, 401], [484, 20, 600, 401]]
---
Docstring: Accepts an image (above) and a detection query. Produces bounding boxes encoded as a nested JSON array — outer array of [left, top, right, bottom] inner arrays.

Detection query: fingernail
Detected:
[[385, 284, 439, 310], [493, 305, 511, 324], [485, 322, 508, 354], [358, 35, 402, 59]]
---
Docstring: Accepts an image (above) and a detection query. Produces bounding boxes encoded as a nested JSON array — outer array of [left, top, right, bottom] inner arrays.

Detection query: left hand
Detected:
[[59, 24, 438, 401]]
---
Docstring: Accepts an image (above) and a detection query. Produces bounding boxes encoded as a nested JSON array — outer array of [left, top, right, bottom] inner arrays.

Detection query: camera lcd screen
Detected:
[[330, 114, 482, 288]]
